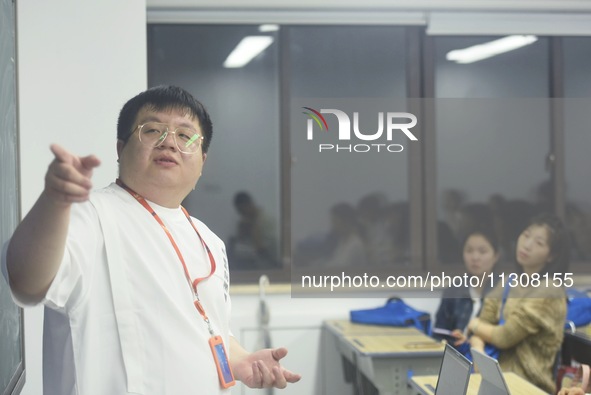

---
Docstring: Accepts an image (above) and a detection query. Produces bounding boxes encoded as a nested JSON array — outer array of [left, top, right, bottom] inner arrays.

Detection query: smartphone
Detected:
[[432, 327, 458, 342], [209, 336, 236, 388]]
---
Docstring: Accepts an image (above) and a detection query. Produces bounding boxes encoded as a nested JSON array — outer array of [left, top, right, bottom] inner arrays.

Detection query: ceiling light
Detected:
[[446, 35, 538, 64], [223, 36, 274, 68], [259, 24, 279, 32]]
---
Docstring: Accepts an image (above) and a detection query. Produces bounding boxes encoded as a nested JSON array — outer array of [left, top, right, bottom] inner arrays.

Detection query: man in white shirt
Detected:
[[2, 85, 301, 394]]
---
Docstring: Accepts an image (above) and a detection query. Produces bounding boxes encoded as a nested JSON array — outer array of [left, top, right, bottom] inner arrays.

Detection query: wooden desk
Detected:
[[342, 334, 444, 355], [323, 320, 425, 395], [325, 319, 423, 337], [338, 332, 445, 395], [409, 372, 549, 395]]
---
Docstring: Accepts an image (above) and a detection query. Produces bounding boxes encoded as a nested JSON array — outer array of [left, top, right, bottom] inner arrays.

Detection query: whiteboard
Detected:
[[0, 0, 25, 394]]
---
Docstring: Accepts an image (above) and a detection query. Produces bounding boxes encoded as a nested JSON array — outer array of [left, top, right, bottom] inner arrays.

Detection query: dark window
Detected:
[[148, 25, 591, 284]]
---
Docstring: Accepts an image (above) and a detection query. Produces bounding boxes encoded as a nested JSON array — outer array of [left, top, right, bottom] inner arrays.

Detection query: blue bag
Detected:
[[565, 289, 591, 330], [350, 297, 431, 334]]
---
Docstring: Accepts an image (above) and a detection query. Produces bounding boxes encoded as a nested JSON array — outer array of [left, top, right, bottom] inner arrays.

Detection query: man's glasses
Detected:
[[134, 122, 203, 154]]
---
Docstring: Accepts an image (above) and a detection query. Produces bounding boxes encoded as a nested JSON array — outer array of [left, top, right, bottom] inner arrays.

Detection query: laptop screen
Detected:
[[434, 344, 472, 395], [470, 348, 510, 395]]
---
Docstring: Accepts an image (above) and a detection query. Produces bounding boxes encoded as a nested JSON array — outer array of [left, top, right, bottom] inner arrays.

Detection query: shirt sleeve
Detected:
[[434, 288, 455, 331], [478, 286, 503, 324], [490, 297, 565, 349], [43, 201, 102, 313]]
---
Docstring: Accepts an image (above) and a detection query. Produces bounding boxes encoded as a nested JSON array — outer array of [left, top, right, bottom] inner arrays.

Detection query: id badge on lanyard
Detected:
[[209, 335, 236, 388], [194, 298, 236, 389]]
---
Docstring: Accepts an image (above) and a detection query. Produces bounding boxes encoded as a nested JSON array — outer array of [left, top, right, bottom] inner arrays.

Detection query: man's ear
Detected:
[[117, 139, 125, 159], [199, 153, 207, 177]]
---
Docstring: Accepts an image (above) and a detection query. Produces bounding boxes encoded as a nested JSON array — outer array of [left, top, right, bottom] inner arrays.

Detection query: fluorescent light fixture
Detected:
[[259, 24, 279, 32], [223, 36, 274, 68], [446, 35, 538, 64]]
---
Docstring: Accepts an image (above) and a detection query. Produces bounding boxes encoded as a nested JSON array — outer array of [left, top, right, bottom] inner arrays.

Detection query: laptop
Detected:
[[424, 343, 472, 395], [471, 348, 511, 395]]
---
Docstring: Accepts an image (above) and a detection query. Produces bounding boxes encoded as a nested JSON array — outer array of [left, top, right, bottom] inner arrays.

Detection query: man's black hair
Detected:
[[117, 85, 213, 153]]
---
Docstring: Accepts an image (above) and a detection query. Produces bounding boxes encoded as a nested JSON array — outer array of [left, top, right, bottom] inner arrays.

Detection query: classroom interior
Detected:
[[2, 0, 591, 394]]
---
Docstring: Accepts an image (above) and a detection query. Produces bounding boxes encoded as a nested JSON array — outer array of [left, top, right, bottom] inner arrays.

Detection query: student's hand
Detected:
[[469, 335, 485, 352], [451, 329, 467, 346], [557, 387, 586, 395], [45, 144, 101, 204], [231, 347, 301, 389]]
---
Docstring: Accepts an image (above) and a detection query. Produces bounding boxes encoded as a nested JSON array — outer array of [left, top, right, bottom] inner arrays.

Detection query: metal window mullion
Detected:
[[549, 36, 566, 221], [279, 26, 292, 272], [422, 33, 438, 270], [406, 26, 425, 270]]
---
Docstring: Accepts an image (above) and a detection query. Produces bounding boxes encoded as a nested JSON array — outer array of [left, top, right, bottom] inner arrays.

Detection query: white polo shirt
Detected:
[[2, 184, 233, 395]]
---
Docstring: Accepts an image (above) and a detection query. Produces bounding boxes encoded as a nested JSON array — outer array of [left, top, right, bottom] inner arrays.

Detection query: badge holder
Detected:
[[209, 335, 236, 388]]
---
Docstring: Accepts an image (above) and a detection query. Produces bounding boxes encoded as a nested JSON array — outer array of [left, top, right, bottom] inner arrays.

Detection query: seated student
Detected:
[[228, 191, 279, 270], [557, 365, 591, 395], [466, 213, 569, 394], [433, 227, 500, 343]]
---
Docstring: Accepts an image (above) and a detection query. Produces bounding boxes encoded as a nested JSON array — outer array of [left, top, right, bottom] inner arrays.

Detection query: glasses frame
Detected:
[[134, 122, 204, 155]]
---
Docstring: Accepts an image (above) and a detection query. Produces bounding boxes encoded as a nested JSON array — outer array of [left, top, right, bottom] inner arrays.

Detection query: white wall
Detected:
[[17, 1, 147, 393]]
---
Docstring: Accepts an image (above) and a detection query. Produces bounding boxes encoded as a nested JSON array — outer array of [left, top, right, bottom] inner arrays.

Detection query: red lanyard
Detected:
[[115, 179, 216, 334]]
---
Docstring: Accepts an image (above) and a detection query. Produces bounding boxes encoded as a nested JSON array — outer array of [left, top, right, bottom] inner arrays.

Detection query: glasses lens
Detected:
[[138, 123, 202, 154], [175, 128, 202, 153], [139, 123, 166, 146]]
